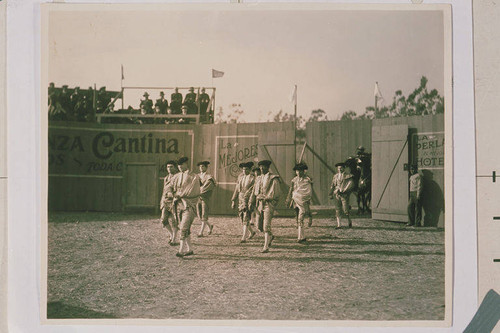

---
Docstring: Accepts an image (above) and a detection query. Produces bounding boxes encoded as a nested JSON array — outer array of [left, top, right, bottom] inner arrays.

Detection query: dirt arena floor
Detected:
[[47, 212, 445, 321]]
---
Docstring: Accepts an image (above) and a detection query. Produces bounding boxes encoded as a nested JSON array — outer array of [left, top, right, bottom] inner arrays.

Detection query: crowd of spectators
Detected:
[[48, 83, 214, 124]]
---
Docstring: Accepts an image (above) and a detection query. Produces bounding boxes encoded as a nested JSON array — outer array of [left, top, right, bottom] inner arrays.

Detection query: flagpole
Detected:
[[121, 65, 124, 110], [294, 84, 297, 163], [374, 81, 378, 113]]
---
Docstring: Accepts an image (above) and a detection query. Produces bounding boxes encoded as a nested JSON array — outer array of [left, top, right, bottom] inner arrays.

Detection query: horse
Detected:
[[356, 154, 372, 214], [344, 154, 371, 214]]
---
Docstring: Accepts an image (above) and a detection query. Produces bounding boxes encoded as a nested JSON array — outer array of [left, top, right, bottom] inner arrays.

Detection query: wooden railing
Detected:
[[96, 113, 201, 124]]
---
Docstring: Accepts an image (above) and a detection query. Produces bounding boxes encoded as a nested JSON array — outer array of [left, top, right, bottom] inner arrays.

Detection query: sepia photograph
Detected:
[[42, 3, 452, 324]]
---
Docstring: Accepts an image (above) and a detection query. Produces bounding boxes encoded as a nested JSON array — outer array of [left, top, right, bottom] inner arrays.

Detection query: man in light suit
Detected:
[[232, 162, 257, 243]]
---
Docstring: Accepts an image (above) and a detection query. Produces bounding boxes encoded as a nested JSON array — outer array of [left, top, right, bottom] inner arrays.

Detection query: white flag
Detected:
[[289, 84, 297, 105], [374, 82, 384, 103], [212, 69, 224, 78]]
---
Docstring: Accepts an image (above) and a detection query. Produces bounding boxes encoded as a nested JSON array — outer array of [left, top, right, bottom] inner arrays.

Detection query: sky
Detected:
[[48, 6, 445, 122]]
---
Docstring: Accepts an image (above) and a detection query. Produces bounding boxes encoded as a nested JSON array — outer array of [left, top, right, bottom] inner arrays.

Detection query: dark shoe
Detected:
[[348, 222, 352, 228], [170, 242, 179, 246], [175, 252, 184, 258], [261, 248, 269, 253], [240, 239, 246, 243], [208, 224, 214, 235], [248, 231, 256, 239], [184, 251, 194, 256], [269, 235, 275, 247], [406, 223, 414, 227], [335, 226, 341, 229], [297, 238, 307, 243]]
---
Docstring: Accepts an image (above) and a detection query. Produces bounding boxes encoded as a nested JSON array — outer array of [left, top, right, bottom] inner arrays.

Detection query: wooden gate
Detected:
[[371, 124, 409, 222], [123, 162, 158, 212]]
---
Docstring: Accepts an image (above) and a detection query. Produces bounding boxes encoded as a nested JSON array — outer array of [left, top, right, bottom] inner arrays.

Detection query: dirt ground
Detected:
[[47, 212, 445, 321]]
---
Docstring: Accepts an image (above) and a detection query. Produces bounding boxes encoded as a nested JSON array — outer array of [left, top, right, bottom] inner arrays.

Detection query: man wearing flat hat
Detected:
[[196, 161, 216, 237], [286, 162, 313, 243], [164, 157, 201, 257], [250, 160, 281, 253], [232, 162, 257, 243], [159, 160, 179, 245], [329, 162, 354, 229]]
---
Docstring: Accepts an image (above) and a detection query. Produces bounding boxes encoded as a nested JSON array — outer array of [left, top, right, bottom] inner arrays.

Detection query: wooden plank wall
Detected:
[[374, 114, 445, 227], [305, 119, 372, 205], [48, 121, 295, 214]]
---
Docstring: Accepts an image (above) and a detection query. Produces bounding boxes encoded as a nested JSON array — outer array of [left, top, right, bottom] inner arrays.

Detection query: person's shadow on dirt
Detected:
[[421, 170, 444, 227]]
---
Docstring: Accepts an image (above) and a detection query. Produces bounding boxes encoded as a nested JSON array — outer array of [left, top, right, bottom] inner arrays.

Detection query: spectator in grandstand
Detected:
[[164, 107, 177, 125], [97, 86, 111, 114], [154, 105, 164, 125], [184, 87, 198, 114], [139, 92, 153, 114], [198, 87, 210, 123], [48, 82, 58, 119], [155, 91, 169, 114], [170, 88, 182, 114], [70, 86, 83, 111], [138, 105, 153, 124], [59, 85, 71, 114], [178, 105, 191, 124]]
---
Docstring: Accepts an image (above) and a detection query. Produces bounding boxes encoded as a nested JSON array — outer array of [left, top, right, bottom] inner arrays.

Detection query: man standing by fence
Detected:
[[232, 162, 256, 243], [165, 157, 201, 258], [160, 160, 179, 245], [407, 164, 423, 227], [329, 162, 354, 229], [197, 161, 216, 237], [251, 160, 280, 253]]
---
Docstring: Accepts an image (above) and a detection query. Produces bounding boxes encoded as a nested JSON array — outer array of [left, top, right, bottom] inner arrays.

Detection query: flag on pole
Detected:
[[121, 64, 124, 80], [212, 69, 224, 78], [289, 84, 297, 105], [374, 82, 384, 104]]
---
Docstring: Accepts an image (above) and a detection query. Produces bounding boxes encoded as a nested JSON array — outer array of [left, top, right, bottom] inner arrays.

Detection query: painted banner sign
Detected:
[[215, 135, 258, 184], [49, 125, 193, 176], [413, 132, 444, 169]]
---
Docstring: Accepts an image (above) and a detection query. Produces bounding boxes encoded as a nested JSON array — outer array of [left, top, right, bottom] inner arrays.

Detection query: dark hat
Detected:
[[189, 87, 194, 92], [293, 162, 308, 171], [258, 160, 272, 167], [166, 160, 177, 166], [160, 91, 165, 96], [177, 156, 189, 165], [201, 87, 206, 92], [335, 162, 346, 167], [62, 84, 68, 88], [197, 161, 210, 166], [239, 161, 254, 168], [143, 92, 149, 97], [357, 146, 365, 151]]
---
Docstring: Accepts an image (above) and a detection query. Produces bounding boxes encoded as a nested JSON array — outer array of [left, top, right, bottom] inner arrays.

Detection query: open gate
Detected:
[[371, 124, 409, 222]]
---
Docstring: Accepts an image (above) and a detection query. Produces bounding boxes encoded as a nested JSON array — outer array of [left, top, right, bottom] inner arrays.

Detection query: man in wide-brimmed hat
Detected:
[[329, 162, 354, 229], [140, 91, 153, 114], [170, 87, 182, 114], [164, 157, 201, 258], [184, 87, 198, 114], [155, 91, 169, 115], [286, 162, 313, 243], [159, 160, 179, 245], [196, 161, 216, 237], [250, 160, 280, 253], [232, 161, 257, 243]]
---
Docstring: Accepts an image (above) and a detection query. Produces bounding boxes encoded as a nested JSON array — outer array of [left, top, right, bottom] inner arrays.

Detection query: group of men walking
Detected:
[[159, 156, 356, 257]]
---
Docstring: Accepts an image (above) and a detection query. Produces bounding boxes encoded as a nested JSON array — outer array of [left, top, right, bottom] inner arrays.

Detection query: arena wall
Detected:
[[48, 121, 295, 215]]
